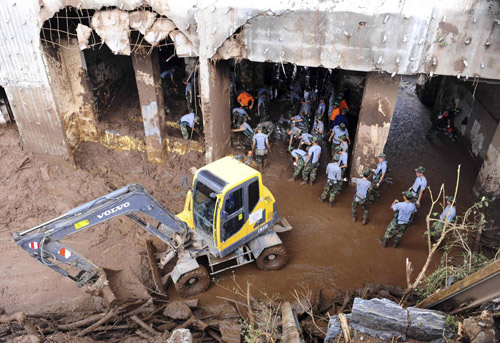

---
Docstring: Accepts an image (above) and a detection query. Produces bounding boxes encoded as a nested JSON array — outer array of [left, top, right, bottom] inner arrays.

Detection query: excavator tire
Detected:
[[255, 244, 288, 271], [174, 266, 211, 298]]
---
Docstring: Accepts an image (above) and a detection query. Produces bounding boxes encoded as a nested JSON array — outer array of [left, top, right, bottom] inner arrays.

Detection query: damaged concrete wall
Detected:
[[474, 123, 500, 201]]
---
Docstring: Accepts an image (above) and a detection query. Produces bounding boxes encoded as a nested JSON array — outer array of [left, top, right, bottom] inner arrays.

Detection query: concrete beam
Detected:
[[473, 122, 500, 199], [351, 72, 401, 177], [199, 59, 231, 162], [131, 48, 167, 163]]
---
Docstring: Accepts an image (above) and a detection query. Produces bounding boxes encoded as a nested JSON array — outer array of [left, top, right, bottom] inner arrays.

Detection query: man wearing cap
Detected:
[[427, 196, 456, 239], [319, 154, 343, 207], [252, 126, 271, 170], [339, 135, 349, 154], [315, 98, 326, 121], [301, 137, 322, 185], [329, 101, 341, 122], [410, 166, 427, 207], [312, 117, 325, 143], [178, 112, 199, 139], [371, 153, 388, 202], [337, 147, 348, 177], [184, 79, 194, 112], [232, 106, 250, 127], [259, 121, 276, 138], [352, 169, 373, 224], [382, 191, 418, 248], [288, 147, 307, 182], [329, 123, 350, 151], [330, 108, 349, 130]]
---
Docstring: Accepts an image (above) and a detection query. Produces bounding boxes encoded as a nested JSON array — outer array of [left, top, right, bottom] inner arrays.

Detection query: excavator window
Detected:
[[193, 181, 217, 237], [247, 179, 260, 212], [222, 188, 245, 242]]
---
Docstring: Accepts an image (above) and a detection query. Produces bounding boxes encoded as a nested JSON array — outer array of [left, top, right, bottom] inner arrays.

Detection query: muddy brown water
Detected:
[[169, 82, 480, 307]]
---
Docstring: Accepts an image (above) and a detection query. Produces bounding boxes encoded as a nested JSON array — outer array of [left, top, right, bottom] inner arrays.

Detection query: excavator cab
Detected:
[[177, 156, 280, 258]]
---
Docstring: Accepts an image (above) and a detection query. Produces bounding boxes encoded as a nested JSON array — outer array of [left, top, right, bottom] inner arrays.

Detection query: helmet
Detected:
[[415, 166, 426, 173], [379, 153, 386, 159], [333, 154, 340, 162]]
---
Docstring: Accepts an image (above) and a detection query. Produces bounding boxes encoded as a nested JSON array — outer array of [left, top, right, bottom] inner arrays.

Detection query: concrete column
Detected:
[[199, 58, 231, 162], [351, 72, 401, 177], [473, 123, 500, 200], [131, 48, 167, 163]]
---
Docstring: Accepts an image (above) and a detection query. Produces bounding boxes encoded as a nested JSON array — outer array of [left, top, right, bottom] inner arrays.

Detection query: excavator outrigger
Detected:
[[13, 157, 292, 305]]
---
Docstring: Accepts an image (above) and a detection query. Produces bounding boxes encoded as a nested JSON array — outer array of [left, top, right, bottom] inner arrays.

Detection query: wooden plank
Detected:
[[417, 259, 500, 309]]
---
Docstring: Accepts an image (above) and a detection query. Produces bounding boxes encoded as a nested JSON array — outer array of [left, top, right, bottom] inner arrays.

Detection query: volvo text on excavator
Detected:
[[13, 157, 292, 304]]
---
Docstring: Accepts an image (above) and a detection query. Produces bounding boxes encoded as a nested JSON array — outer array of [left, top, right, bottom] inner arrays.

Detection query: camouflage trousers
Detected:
[[383, 218, 410, 243], [302, 161, 320, 182], [331, 142, 340, 153], [320, 180, 342, 202], [179, 122, 190, 139], [293, 159, 305, 178], [186, 95, 194, 112], [254, 149, 268, 166], [352, 197, 370, 218]]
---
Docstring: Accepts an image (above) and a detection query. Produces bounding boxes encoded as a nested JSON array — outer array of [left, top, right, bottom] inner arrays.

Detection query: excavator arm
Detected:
[[13, 183, 188, 304]]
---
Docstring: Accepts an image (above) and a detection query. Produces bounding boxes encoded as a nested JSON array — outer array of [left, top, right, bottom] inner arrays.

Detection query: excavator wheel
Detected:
[[174, 266, 211, 298], [255, 244, 288, 271]]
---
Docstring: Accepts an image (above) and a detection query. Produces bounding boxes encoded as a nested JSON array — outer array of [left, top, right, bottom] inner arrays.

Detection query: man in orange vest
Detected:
[[329, 101, 340, 122]]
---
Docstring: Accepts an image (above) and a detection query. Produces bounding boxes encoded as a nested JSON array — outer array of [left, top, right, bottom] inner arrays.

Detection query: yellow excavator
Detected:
[[14, 156, 292, 303]]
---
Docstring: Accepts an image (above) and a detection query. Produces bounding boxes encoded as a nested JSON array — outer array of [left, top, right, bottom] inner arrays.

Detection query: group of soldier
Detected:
[[164, 66, 459, 249]]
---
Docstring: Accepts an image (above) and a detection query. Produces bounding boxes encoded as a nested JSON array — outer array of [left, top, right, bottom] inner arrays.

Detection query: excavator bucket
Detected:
[[88, 269, 120, 308]]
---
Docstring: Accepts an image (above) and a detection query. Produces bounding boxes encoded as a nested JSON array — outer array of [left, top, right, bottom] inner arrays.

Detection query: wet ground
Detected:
[[180, 81, 480, 307], [0, 81, 479, 315]]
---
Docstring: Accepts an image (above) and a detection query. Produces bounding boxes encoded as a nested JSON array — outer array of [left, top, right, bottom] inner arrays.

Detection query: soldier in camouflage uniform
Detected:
[[381, 191, 417, 248], [301, 137, 322, 186], [319, 154, 343, 207], [178, 112, 199, 140], [288, 147, 307, 182], [352, 169, 373, 225], [370, 153, 388, 202]]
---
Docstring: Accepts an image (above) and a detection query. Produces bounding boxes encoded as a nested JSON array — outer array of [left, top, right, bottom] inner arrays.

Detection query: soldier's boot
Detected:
[[329, 198, 336, 208], [309, 179, 313, 186], [300, 180, 308, 185], [392, 239, 400, 248], [352, 214, 357, 223], [288, 175, 296, 182], [318, 197, 324, 203], [380, 238, 388, 247], [362, 215, 369, 225]]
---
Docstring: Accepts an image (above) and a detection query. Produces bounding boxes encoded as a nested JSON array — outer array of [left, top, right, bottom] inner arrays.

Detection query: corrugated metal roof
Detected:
[[0, 0, 70, 158]]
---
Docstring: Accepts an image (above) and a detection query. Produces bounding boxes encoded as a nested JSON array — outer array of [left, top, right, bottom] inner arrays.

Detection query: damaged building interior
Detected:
[[1, 0, 500, 342]]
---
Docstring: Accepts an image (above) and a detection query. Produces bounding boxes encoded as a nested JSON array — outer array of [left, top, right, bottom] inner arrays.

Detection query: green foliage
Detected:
[[445, 315, 459, 334]]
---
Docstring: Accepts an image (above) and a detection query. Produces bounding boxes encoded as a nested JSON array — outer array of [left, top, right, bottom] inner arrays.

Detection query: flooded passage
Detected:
[[188, 82, 479, 305]]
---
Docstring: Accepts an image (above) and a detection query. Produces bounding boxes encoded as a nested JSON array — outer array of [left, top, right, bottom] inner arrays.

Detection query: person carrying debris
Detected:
[[257, 93, 268, 122], [352, 169, 373, 225], [184, 78, 194, 112], [427, 195, 456, 239], [381, 191, 417, 248], [178, 112, 199, 139], [232, 107, 250, 127], [259, 121, 276, 138], [319, 154, 343, 207], [288, 147, 307, 182], [301, 137, 321, 186], [237, 90, 255, 111], [409, 166, 427, 208], [232, 121, 254, 145], [370, 153, 388, 202], [329, 122, 350, 151], [252, 125, 271, 170]]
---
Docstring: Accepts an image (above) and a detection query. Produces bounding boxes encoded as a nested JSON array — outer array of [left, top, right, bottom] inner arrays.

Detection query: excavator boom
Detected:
[[13, 183, 188, 304]]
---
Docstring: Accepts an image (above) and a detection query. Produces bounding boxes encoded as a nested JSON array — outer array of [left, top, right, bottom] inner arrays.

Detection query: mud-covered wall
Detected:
[[474, 123, 500, 209]]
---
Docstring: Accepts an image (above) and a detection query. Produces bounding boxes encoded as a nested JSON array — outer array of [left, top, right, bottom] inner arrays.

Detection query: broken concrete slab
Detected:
[[129, 10, 157, 35], [91, 9, 131, 55], [169, 30, 196, 57], [350, 298, 408, 341], [324, 315, 341, 342], [168, 329, 192, 343], [76, 24, 92, 50], [219, 320, 241, 343], [144, 18, 177, 46], [407, 307, 445, 341]]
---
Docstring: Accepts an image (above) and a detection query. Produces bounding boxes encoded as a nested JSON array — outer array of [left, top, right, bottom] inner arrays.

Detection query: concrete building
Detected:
[[0, 0, 499, 203]]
